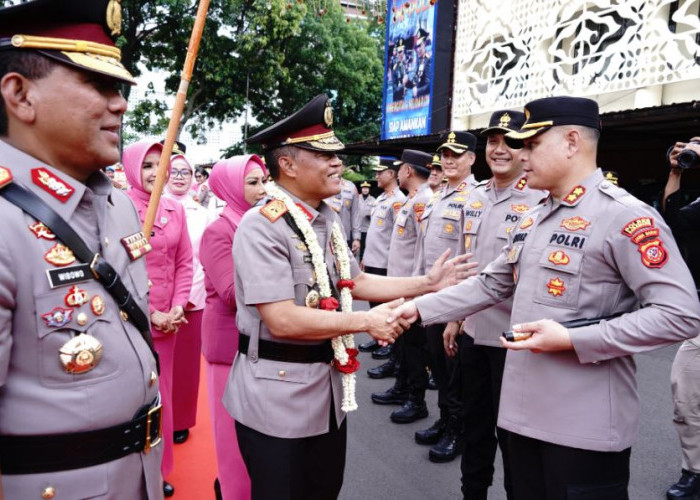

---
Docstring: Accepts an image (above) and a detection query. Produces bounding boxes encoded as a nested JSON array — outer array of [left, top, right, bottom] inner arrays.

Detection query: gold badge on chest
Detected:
[[59, 333, 103, 374]]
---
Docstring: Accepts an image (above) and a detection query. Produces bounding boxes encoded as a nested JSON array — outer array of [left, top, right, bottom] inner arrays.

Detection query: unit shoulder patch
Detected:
[[260, 199, 288, 223]]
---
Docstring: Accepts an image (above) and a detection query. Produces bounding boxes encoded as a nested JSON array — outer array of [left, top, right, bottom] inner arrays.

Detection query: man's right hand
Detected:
[[366, 298, 409, 345], [443, 322, 460, 358], [669, 141, 687, 170], [386, 300, 419, 325]]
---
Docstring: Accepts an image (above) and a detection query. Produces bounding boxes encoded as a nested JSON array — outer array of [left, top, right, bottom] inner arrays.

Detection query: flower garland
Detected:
[[265, 182, 359, 412]]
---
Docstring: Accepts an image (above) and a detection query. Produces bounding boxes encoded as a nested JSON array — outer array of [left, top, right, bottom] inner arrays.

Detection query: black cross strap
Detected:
[[0, 182, 158, 365]]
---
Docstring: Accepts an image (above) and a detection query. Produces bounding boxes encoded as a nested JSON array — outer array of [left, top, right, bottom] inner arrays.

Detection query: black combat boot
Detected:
[[372, 344, 393, 360], [415, 417, 447, 445], [428, 415, 464, 463], [391, 392, 429, 424], [371, 380, 409, 405], [667, 469, 700, 499], [358, 339, 379, 352], [367, 357, 398, 379]]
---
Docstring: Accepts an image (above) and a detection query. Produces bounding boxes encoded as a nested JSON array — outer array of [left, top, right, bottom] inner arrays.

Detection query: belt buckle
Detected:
[[144, 403, 163, 454], [89, 253, 102, 280]]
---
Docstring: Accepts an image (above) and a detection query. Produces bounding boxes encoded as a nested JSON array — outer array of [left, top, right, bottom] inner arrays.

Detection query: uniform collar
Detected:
[[445, 174, 475, 196], [0, 139, 111, 220], [276, 185, 332, 224]]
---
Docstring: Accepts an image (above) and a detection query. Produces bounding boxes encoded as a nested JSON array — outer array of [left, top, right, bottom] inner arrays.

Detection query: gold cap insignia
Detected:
[[106, 0, 122, 36], [324, 101, 333, 128], [447, 131, 456, 143], [499, 113, 511, 128]]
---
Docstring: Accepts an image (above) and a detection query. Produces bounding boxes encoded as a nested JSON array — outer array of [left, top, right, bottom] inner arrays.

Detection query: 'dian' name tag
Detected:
[[121, 231, 152, 261], [46, 264, 92, 289]]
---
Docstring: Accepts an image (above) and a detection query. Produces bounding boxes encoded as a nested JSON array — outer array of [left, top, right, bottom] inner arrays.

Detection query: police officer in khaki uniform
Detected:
[[358, 180, 375, 260], [390, 97, 700, 498], [324, 167, 361, 253], [0, 1, 163, 498], [412, 131, 479, 463], [359, 157, 407, 355], [428, 154, 444, 192], [371, 150, 434, 423], [223, 94, 475, 500], [448, 110, 544, 499]]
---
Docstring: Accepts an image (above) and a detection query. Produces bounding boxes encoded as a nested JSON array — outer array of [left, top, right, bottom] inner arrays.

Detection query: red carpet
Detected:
[[166, 357, 218, 499]]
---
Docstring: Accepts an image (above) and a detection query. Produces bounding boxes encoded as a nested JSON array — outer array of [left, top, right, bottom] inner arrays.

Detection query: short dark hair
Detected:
[[0, 51, 54, 135], [265, 145, 299, 180], [194, 166, 209, 179], [409, 164, 430, 180]]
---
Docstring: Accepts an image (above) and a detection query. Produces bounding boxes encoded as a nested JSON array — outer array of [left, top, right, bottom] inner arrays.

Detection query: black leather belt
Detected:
[[0, 401, 162, 475], [239, 334, 334, 363]]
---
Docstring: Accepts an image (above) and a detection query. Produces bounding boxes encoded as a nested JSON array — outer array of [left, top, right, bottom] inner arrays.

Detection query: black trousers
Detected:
[[363, 266, 387, 309], [459, 335, 512, 499], [398, 322, 429, 395], [425, 323, 462, 417], [236, 415, 348, 500], [507, 432, 630, 500], [359, 231, 367, 261]]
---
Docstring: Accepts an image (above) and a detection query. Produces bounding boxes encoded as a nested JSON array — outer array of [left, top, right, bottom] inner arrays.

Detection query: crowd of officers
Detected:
[[2, 1, 700, 500]]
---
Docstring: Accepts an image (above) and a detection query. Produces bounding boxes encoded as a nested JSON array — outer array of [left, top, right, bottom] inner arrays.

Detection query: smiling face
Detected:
[[485, 133, 524, 184], [140, 149, 162, 194], [278, 147, 343, 204], [440, 149, 474, 184], [167, 158, 193, 195], [22, 64, 127, 180], [428, 166, 443, 189]]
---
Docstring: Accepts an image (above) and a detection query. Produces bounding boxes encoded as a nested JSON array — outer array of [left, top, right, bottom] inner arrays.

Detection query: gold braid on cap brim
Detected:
[[11, 34, 122, 59], [281, 131, 344, 151]]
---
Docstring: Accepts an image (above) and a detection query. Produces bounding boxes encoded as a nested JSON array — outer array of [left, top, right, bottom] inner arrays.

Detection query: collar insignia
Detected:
[[32, 168, 74, 203], [29, 221, 56, 240], [562, 185, 586, 205], [515, 177, 527, 190]]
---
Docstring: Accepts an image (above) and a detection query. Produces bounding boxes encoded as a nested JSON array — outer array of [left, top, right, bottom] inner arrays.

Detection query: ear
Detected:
[[467, 151, 477, 166], [565, 128, 581, 158], [277, 154, 297, 179], [0, 72, 37, 126]]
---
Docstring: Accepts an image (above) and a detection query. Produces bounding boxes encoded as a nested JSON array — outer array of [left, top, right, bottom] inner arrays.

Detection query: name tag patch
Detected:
[[46, 264, 92, 289]]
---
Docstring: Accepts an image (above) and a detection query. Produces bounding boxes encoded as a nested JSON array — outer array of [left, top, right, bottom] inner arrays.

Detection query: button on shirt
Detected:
[[414, 169, 700, 452]]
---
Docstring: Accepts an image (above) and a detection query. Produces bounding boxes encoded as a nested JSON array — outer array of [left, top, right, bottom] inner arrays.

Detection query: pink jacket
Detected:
[[200, 154, 266, 364], [122, 139, 193, 336]]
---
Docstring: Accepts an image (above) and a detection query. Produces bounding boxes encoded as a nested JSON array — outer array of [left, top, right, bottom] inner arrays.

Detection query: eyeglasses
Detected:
[[171, 169, 193, 178]]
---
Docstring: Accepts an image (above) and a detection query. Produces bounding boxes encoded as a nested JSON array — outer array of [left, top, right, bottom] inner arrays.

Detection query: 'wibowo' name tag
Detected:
[[46, 264, 92, 289]]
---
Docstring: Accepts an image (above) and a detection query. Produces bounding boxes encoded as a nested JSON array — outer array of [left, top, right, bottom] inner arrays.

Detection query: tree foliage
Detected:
[[117, 0, 384, 156]]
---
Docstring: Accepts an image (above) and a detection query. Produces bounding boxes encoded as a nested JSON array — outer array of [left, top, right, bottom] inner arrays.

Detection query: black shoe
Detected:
[[429, 416, 464, 463], [163, 481, 175, 497], [391, 399, 429, 424], [415, 418, 447, 445], [367, 358, 398, 379], [371, 385, 408, 405], [358, 339, 379, 352], [667, 469, 700, 499], [372, 344, 393, 360], [214, 477, 223, 500], [173, 429, 189, 444], [427, 372, 437, 390]]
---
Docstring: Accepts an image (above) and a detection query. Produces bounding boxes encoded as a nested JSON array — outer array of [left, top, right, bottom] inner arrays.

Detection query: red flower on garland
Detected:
[[320, 297, 339, 311], [334, 348, 360, 374], [337, 279, 355, 290]]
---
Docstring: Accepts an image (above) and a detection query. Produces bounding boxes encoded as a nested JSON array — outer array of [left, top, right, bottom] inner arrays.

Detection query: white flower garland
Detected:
[[265, 182, 358, 412]]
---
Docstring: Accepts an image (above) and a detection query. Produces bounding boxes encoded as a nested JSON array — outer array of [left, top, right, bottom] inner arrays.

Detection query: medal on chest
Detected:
[[59, 333, 103, 374]]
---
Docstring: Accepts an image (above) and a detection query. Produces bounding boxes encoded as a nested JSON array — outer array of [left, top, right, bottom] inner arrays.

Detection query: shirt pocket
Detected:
[[438, 220, 460, 240], [35, 284, 121, 387], [533, 247, 584, 310], [252, 359, 311, 385]]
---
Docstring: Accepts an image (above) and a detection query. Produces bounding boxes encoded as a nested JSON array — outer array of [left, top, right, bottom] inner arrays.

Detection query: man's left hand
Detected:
[[351, 239, 361, 255], [499, 319, 573, 353], [426, 249, 478, 292]]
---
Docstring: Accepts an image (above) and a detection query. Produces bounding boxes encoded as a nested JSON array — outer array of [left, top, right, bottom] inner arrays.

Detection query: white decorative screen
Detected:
[[452, 0, 700, 119]]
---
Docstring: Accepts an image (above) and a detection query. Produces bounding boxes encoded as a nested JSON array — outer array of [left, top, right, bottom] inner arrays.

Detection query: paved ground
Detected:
[[339, 327, 683, 500]]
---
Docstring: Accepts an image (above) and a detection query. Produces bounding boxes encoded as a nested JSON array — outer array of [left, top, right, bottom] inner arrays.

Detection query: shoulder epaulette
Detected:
[[0, 166, 13, 189], [259, 199, 288, 223]]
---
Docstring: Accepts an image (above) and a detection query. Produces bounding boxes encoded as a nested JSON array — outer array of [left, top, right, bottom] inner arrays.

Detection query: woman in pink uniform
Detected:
[[200, 155, 267, 499], [123, 139, 193, 498], [166, 153, 211, 444]]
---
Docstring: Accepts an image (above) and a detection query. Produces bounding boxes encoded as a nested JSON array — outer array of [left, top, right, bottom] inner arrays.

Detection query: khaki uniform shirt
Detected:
[[0, 140, 162, 499], [358, 194, 376, 233], [415, 169, 700, 452], [459, 177, 546, 346], [413, 174, 478, 275], [387, 182, 433, 277], [224, 186, 361, 438], [363, 187, 406, 269], [324, 179, 361, 241]]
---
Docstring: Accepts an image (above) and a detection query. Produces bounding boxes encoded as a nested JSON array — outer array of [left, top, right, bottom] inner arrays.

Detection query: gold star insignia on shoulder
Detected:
[[260, 199, 288, 223]]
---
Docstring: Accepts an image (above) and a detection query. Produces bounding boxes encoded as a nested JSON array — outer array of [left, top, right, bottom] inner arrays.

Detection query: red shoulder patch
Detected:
[[392, 201, 403, 216], [32, 168, 74, 202], [515, 177, 527, 191]]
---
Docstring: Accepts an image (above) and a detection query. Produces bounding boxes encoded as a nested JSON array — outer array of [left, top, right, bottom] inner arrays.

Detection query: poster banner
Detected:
[[381, 0, 438, 140]]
